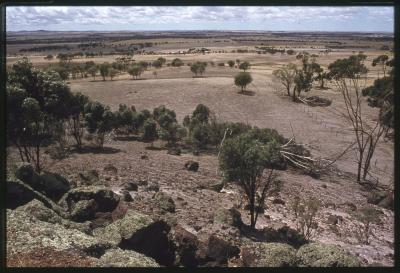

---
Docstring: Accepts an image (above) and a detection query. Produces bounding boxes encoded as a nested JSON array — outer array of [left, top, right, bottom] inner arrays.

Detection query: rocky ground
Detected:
[[6, 136, 394, 267]]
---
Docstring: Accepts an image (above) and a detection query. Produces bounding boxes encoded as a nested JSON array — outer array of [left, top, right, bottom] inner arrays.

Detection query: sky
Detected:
[[6, 6, 394, 32]]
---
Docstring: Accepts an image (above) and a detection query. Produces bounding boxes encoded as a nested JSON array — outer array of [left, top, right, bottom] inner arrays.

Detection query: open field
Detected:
[[6, 30, 394, 267]]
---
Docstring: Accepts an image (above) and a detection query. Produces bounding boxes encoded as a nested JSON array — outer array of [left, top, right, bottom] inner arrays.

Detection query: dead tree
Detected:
[[329, 56, 386, 182]]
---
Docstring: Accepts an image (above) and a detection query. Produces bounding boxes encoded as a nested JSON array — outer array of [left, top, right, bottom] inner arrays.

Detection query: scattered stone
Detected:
[[121, 190, 133, 202], [167, 147, 181, 156], [103, 164, 118, 174], [137, 179, 148, 186], [173, 225, 200, 267], [96, 249, 159, 267], [213, 207, 242, 228], [185, 161, 199, 172], [341, 202, 357, 211], [273, 198, 286, 205], [378, 194, 393, 210], [242, 242, 297, 267], [153, 192, 176, 213], [205, 234, 240, 266], [244, 204, 264, 213], [321, 184, 327, 189], [140, 153, 148, 160], [262, 224, 307, 247], [146, 183, 160, 192], [122, 182, 138, 191], [78, 170, 102, 186], [367, 190, 387, 205], [206, 180, 224, 192], [327, 214, 343, 225], [296, 243, 361, 267]]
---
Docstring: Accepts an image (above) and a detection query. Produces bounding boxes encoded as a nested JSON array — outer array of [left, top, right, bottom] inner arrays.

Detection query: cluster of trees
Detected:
[[273, 52, 332, 101], [6, 58, 183, 172], [190, 62, 207, 77]]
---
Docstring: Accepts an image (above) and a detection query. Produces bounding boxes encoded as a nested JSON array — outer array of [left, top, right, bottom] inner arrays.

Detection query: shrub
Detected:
[[290, 196, 321, 240], [171, 58, 184, 67], [239, 61, 250, 72]]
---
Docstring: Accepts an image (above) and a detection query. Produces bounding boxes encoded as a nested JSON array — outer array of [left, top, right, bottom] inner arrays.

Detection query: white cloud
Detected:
[[6, 6, 394, 31]]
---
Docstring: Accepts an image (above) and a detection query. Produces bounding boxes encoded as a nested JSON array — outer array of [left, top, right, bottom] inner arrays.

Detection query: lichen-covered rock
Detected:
[[93, 210, 174, 266], [92, 210, 157, 247], [206, 180, 224, 192], [7, 209, 111, 256], [13, 162, 41, 188], [146, 183, 160, 192], [185, 161, 199, 172], [213, 207, 242, 228], [78, 170, 103, 186], [70, 199, 98, 222], [95, 249, 160, 267], [296, 243, 361, 267], [153, 192, 175, 213], [367, 190, 387, 205], [241, 242, 297, 267], [262, 224, 307, 247], [122, 182, 138, 191], [15, 199, 91, 234], [38, 171, 71, 201], [103, 164, 118, 174], [7, 174, 68, 217], [59, 186, 120, 221], [121, 190, 133, 202], [16, 199, 63, 224], [13, 163, 70, 202]]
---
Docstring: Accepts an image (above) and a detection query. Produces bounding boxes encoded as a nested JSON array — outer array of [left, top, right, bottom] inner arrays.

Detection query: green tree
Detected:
[[87, 66, 98, 81], [152, 60, 163, 68], [7, 58, 74, 171], [273, 63, 298, 97], [219, 133, 280, 228], [171, 58, 184, 67], [99, 62, 110, 81], [157, 57, 167, 65], [234, 72, 253, 92], [66, 92, 89, 149], [372, 54, 389, 78], [109, 68, 118, 80], [239, 61, 250, 72], [84, 101, 115, 148], [228, 60, 235, 68], [128, 65, 143, 79], [142, 118, 158, 146]]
